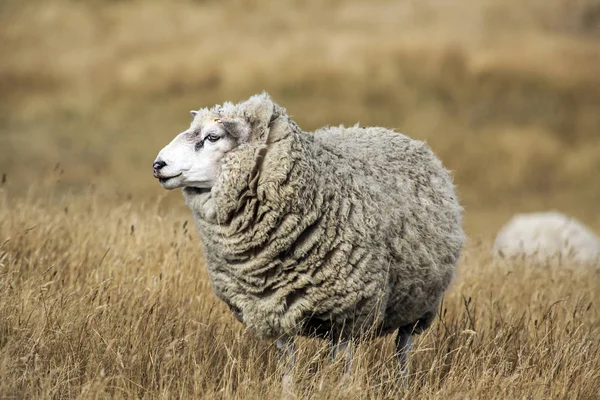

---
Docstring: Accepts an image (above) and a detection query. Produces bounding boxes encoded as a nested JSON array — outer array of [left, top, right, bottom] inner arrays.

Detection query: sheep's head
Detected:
[[152, 115, 236, 190], [153, 92, 289, 190]]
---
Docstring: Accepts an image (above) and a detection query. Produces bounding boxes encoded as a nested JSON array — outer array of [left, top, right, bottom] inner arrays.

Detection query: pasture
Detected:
[[1, 0, 599, 398]]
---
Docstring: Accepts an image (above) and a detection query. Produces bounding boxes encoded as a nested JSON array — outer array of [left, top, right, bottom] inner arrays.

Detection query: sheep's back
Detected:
[[493, 212, 600, 264], [313, 126, 464, 333]]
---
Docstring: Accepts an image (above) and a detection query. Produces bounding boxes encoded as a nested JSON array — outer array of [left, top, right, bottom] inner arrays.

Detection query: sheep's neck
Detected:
[[189, 132, 338, 291]]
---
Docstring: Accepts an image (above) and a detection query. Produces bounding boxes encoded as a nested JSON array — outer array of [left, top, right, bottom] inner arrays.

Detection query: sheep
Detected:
[[493, 211, 600, 265], [152, 92, 464, 381]]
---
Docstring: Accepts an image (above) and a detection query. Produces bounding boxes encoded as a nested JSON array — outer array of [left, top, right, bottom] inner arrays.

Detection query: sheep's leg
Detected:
[[276, 335, 296, 394], [395, 328, 413, 377], [329, 336, 354, 374]]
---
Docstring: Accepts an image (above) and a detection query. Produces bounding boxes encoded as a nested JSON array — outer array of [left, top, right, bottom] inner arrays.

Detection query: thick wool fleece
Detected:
[[184, 93, 464, 340]]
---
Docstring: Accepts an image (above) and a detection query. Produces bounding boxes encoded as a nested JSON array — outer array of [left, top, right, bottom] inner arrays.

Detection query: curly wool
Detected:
[[184, 93, 464, 340]]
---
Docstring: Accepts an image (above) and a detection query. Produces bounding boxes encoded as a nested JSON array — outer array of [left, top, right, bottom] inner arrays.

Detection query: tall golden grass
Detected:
[[0, 184, 599, 399], [1, 0, 600, 398]]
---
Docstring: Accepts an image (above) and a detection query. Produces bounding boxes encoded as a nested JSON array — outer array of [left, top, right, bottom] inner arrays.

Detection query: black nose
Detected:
[[153, 160, 167, 176]]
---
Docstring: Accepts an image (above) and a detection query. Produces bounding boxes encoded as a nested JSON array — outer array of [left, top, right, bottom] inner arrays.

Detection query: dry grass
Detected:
[[2, 0, 600, 398], [1, 184, 599, 399]]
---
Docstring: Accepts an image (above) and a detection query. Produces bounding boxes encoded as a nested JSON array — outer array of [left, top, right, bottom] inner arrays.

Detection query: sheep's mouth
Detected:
[[158, 173, 182, 184]]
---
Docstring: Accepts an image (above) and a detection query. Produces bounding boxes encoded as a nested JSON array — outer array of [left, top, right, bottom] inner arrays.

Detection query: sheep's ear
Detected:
[[221, 118, 251, 143], [190, 110, 199, 118]]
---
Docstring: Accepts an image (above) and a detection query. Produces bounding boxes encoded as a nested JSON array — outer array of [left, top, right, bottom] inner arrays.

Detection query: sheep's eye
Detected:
[[206, 134, 220, 142]]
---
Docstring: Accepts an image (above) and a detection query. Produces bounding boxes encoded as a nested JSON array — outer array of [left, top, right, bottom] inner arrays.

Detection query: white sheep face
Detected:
[[153, 113, 239, 190]]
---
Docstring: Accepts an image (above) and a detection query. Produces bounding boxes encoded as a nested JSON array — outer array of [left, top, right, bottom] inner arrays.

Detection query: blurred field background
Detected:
[[1, 0, 600, 398]]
